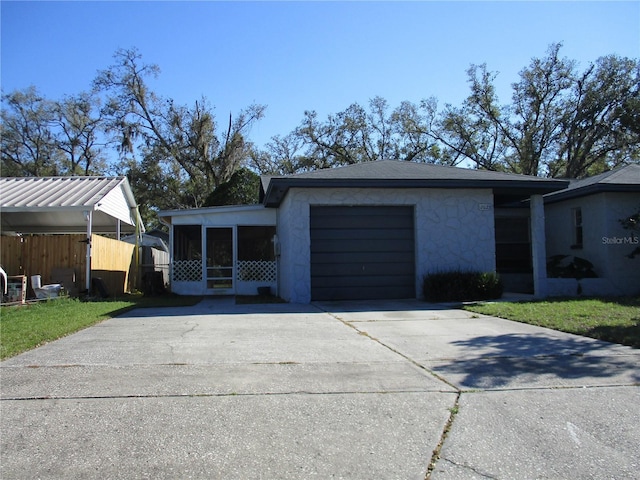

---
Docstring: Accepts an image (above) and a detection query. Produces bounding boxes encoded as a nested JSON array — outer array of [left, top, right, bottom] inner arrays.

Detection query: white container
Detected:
[[31, 275, 42, 289]]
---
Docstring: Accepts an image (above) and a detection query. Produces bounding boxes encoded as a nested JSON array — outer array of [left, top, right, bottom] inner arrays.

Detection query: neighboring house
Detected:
[[120, 229, 170, 253], [159, 160, 567, 302], [544, 164, 640, 296], [0, 176, 144, 296], [120, 229, 171, 288]]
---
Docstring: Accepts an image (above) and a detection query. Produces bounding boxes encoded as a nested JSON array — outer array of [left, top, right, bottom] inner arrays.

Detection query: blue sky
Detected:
[[2, 1, 639, 149]]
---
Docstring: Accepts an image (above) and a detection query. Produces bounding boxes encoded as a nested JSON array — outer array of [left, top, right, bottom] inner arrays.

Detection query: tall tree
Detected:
[[1, 87, 106, 176], [93, 48, 265, 208], [1, 87, 58, 176], [508, 43, 574, 175], [282, 96, 440, 173], [204, 167, 260, 206], [53, 92, 109, 175], [391, 98, 449, 164], [551, 54, 640, 178], [440, 43, 639, 177], [121, 148, 189, 229], [436, 92, 509, 171], [249, 132, 309, 175], [439, 44, 574, 176]]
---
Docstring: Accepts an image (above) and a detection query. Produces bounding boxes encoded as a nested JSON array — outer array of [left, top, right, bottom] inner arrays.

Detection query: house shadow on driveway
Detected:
[[429, 333, 640, 390]]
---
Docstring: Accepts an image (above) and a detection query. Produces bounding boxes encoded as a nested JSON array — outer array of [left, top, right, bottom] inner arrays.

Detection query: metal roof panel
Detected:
[[0, 176, 124, 209], [0, 176, 144, 234]]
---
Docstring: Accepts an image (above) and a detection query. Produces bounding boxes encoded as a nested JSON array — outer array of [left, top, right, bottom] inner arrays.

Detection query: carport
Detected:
[[0, 176, 144, 294]]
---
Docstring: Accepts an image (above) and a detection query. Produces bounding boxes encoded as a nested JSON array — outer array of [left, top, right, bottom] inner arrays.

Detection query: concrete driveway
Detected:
[[1, 298, 639, 479]]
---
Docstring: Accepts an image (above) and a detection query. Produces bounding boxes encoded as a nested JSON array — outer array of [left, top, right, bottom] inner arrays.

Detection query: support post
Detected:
[[84, 209, 93, 293], [133, 206, 140, 292], [530, 194, 548, 298]]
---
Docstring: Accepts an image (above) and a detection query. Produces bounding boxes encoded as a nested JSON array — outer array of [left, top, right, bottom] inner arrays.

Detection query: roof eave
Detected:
[[0, 205, 94, 213], [158, 204, 267, 220], [544, 184, 640, 204], [262, 178, 569, 207]]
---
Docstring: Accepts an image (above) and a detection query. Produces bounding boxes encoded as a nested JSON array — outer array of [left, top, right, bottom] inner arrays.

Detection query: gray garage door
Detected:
[[310, 206, 415, 301]]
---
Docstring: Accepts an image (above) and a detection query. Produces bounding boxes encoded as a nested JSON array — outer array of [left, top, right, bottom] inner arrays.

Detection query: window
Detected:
[[172, 225, 203, 282], [173, 225, 202, 261], [495, 216, 532, 273], [572, 208, 583, 249], [237, 226, 276, 261]]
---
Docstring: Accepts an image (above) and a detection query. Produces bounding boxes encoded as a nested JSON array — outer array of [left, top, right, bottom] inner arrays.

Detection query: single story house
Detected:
[[159, 160, 569, 303], [544, 164, 640, 296]]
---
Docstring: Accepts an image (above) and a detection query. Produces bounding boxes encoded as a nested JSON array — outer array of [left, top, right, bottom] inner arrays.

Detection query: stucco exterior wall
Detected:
[[545, 192, 640, 296], [277, 187, 496, 303]]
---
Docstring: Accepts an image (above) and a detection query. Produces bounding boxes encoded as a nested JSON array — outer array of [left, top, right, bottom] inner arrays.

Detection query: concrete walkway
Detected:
[[1, 298, 638, 479]]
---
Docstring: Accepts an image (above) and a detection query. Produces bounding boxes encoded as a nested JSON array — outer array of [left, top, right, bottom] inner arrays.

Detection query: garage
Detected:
[[310, 206, 415, 301]]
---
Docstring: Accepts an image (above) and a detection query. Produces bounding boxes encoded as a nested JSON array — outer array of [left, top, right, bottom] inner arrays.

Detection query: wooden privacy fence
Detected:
[[91, 235, 136, 297], [1, 234, 135, 297]]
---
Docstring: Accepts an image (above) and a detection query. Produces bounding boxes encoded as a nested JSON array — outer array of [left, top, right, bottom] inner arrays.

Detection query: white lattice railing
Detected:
[[237, 260, 277, 282], [172, 260, 202, 282]]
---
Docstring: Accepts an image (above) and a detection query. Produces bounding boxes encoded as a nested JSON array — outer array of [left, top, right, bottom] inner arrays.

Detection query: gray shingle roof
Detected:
[[279, 160, 551, 181], [544, 164, 640, 203], [261, 160, 569, 207]]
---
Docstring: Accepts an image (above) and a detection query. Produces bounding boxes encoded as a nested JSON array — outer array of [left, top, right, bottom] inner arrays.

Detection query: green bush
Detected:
[[547, 255, 597, 279], [423, 270, 503, 302]]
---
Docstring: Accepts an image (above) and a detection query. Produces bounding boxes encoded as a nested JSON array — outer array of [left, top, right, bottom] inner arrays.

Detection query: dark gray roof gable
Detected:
[[544, 164, 640, 204], [260, 160, 569, 207]]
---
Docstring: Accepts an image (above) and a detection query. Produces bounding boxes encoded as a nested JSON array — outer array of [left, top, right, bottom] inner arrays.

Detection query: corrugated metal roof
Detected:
[[0, 176, 126, 210], [0, 176, 144, 234]]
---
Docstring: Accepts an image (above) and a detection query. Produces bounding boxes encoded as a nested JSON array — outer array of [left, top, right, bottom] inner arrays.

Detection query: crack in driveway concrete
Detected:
[[2, 299, 639, 480]]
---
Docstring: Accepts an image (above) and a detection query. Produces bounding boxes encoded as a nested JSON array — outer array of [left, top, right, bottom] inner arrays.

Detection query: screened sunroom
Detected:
[[159, 205, 277, 296]]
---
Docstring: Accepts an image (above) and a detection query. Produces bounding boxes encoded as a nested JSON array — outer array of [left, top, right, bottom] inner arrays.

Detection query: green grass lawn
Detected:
[[0, 294, 202, 360], [464, 297, 640, 348]]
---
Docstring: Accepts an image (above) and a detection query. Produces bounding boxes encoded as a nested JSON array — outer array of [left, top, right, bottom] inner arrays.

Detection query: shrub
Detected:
[[547, 255, 597, 279], [423, 270, 503, 302]]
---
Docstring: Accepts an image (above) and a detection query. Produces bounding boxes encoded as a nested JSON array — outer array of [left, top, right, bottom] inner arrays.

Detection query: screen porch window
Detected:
[[237, 226, 276, 283], [172, 225, 202, 281]]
